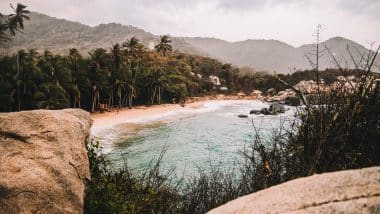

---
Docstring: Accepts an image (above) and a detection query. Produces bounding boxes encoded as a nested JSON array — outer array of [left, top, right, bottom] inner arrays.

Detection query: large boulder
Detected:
[[0, 109, 92, 213], [208, 167, 380, 214]]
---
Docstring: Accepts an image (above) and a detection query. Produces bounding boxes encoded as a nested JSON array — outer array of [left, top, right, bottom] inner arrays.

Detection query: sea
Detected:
[[91, 100, 296, 178]]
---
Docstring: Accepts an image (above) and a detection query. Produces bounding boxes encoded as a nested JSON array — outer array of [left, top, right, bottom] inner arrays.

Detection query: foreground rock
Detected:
[[208, 167, 380, 214], [0, 109, 92, 213]]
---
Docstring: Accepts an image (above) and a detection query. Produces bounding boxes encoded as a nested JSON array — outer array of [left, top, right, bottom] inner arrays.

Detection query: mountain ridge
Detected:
[[1, 11, 378, 73]]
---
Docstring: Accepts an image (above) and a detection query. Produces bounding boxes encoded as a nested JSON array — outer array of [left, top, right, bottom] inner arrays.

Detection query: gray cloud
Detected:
[[217, 0, 267, 10], [216, 0, 311, 11], [339, 0, 380, 18]]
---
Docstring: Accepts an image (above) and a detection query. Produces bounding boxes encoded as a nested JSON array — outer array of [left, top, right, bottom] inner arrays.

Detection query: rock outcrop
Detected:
[[250, 103, 286, 115], [208, 167, 380, 214], [0, 109, 92, 213]]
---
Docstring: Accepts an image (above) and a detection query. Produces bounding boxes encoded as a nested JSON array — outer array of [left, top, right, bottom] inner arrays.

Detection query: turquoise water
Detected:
[[93, 100, 295, 177]]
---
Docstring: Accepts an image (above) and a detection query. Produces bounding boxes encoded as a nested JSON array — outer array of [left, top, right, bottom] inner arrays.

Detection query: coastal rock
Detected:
[[251, 103, 286, 115], [268, 102, 285, 114], [0, 109, 92, 213], [265, 89, 297, 103], [208, 167, 380, 214], [285, 95, 301, 106], [249, 109, 260, 115], [238, 114, 248, 118], [267, 88, 276, 96]]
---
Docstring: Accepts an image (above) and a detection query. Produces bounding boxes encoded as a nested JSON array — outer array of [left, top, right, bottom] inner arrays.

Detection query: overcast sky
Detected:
[[1, 0, 379, 48]]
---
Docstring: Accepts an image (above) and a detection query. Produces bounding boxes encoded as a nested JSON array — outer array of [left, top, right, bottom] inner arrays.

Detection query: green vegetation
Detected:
[[0, 38, 244, 112], [1, 5, 375, 112], [84, 61, 380, 213], [0, 4, 243, 112], [1, 4, 379, 214]]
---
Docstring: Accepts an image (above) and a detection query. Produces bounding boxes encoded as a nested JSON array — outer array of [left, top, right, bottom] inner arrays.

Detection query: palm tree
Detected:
[[146, 67, 168, 104], [69, 48, 82, 108], [110, 43, 122, 108], [6, 4, 30, 36], [0, 22, 10, 43], [123, 37, 144, 108], [88, 48, 109, 112], [154, 35, 173, 58], [0, 56, 16, 111], [6, 3, 30, 111]]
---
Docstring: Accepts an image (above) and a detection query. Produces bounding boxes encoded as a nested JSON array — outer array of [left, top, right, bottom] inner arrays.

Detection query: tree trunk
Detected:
[[91, 89, 99, 112], [118, 87, 122, 109], [151, 86, 157, 104], [158, 86, 161, 104], [108, 93, 112, 109], [16, 34, 21, 111], [122, 92, 128, 107], [128, 93, 132, 109], [91, 95, 95, 112]]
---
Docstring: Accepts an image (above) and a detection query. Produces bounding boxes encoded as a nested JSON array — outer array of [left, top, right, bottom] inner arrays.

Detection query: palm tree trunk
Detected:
[[151, 86, 157, 104], [122, 92, 128, 107], [16, 34, 21, 111], [128, 93, 132, 109], [108, 93, 112, 109], [158, 86, 161, 104], [91, 95, 95, 112], [91, 89, 97, 112]]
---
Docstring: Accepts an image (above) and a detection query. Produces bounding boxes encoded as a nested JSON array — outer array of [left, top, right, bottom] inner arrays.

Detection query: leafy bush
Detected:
[[84, 141, 182, 213]]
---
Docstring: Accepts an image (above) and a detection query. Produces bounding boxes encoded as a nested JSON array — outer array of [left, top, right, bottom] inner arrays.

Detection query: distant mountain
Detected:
[[184, 37, 380, 73], [0, 12, 202, 56], [1, 12, 379, 73]]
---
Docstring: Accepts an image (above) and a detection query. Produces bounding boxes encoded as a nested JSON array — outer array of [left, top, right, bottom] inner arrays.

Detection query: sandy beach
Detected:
[[91, 101, 207, 130]]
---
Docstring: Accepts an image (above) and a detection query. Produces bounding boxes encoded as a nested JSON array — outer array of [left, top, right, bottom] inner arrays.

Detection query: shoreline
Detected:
[[91, 101, 207, 130], [91, 95, 259, 130]]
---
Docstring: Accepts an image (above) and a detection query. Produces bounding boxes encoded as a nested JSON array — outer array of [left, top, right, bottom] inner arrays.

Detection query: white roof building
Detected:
[[209, 75, 221, 86]]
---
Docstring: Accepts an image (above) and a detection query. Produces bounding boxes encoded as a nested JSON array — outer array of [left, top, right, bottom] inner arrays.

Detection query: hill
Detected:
[[184, 37, 379, 73], [0, 12, 202, 56], [1, 12, 379, 73]]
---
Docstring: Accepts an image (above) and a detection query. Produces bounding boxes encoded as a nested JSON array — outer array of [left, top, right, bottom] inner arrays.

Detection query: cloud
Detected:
[[0, 0, 378, 48], [339, 0, 380, 18], [217, 0, 267, 10]]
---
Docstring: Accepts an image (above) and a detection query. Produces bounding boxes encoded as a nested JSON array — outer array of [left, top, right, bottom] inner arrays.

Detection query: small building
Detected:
[[209, 75, 221, 86], [148, 41, 155, 50], [220, 86, 228, 91]]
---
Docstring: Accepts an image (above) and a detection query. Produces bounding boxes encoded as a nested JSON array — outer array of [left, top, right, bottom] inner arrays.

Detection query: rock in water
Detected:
[[238, 114, 248, 118], [249, 109, 260, 115], [269, 102, 285, 114], [0, 109, 92, 213], [208, 167, 380, 214]]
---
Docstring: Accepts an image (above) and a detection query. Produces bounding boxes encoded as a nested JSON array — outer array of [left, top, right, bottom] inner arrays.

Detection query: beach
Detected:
[[91, 101, 208, 130]]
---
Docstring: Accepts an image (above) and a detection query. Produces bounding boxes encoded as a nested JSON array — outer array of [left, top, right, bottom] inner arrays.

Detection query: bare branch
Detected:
[[346, 45, 359, 69], [353, 46, 366, 69], [305, 54, 316, 68], [366, 45, 380, 75]]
